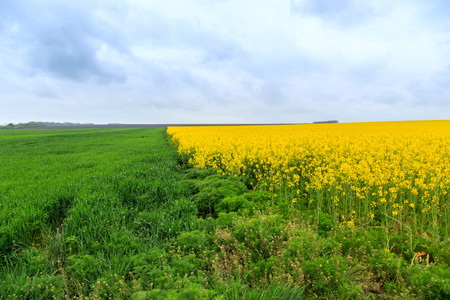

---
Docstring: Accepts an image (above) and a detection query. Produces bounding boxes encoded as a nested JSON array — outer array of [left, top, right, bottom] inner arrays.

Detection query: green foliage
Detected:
[[67, 254, 101, 283], [338, 228, 383, 257], [221, 282, 305, 300], [3, 274, 64, 299], [232, 214, 286, 261], [171, 230, 213, 255], [182, 168, 221, 180], [133, 197, 199, 241], [409, 264, 450, 299], [285, 234, 340, 262], [368, 251, 406, 283], [190, 175, 248, 218], [337, 284, 365, 299], [303, 256, 347, 295], [131, 283, 216, 300], [215, 212, 239, 229], [216, 195, 253, 214], [317, 212, 333, 237]]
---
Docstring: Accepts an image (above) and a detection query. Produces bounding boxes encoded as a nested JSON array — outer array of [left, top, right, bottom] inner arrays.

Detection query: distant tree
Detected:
[[313, 120, 339, 124]]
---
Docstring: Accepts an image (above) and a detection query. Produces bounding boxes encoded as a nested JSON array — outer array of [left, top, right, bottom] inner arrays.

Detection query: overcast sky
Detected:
[[1, 0, 450, 124]]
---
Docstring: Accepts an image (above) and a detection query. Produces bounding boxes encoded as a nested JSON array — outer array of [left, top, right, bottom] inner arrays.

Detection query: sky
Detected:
[[1, 0, 450, 124]]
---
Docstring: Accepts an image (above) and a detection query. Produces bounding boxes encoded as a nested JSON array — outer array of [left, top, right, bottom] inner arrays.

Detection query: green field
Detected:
[[0, 128, 205, 299], [1, 128, 450, 299]]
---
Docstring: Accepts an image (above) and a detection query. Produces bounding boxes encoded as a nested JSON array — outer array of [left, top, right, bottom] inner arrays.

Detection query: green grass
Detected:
[[0, 128, 200, 298], [2, 128, 450, 299]]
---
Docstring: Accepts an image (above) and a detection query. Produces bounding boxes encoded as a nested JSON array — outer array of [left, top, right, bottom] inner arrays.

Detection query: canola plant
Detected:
[[168, 121, 450, 241]]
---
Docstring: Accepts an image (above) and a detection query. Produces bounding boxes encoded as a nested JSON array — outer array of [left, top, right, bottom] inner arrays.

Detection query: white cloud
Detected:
[[1, 0, 450, 124]]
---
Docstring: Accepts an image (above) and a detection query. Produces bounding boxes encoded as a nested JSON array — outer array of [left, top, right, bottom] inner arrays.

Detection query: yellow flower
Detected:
[[168, 120, 450, 236]]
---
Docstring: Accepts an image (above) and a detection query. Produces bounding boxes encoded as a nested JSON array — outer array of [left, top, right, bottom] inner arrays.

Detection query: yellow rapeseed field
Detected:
[[168, 121, 450, 240]]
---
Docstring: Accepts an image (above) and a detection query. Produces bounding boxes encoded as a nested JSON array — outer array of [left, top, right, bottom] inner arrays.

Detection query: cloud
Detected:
[[290, 0, 378, 27], [3, 1, 126, 83], [291, 0, 353, 17], [1, 0, 450, 124]]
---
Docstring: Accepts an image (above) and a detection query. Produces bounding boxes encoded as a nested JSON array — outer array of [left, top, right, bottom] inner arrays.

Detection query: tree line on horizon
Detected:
[[0, 121, 95, 129]]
